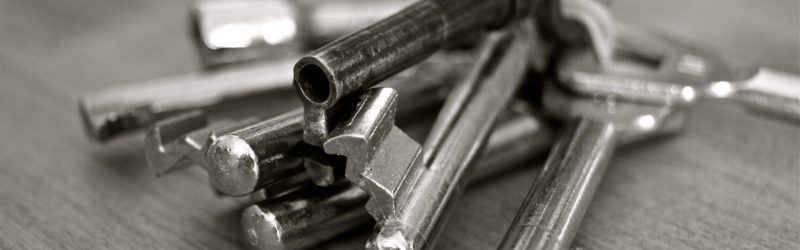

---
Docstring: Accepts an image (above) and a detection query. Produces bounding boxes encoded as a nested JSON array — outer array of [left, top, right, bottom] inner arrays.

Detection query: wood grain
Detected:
[[0, 0, 797, 249]]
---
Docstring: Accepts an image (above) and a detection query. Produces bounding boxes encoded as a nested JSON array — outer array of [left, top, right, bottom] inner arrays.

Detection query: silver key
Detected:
[[145, 111, 308, 198], [203, 53, 470, 197], [144, 110, 258, 175], [80, 58, 296, 142], [498, 82, 687, 250]]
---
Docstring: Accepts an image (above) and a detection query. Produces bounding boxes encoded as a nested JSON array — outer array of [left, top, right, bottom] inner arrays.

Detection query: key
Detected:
[[323, 26, 531, 249], [145, 111, 310, 198], [292, 0, 533, 146], [498, 82, 687, 250], [242, 106, 554, 250], [79, 58, 296, 142], [144, 110, 258, 175], [558, 24, 800, 122], [192, 0, 414, 67], [145, 110, 329, 198], [204, 53, 470, 196]]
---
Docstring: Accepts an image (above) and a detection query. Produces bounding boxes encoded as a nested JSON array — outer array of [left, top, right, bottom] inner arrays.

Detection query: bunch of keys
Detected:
[[78, 0, 798, 249]]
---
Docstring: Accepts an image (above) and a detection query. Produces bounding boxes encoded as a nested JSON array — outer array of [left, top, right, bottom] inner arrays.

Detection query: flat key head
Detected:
[[543, 82, 687, 143], [191, 0, 301, 67], [558, 25, 730, 106]]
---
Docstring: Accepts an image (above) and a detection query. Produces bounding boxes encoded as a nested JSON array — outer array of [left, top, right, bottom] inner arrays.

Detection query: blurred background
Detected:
[[0, 0, 797, 249]]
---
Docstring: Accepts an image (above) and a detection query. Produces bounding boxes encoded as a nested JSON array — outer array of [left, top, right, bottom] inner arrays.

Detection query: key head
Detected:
[[543, 82, 687, 144], [191, 0, 301, 67], [557, 25, 730, 106]]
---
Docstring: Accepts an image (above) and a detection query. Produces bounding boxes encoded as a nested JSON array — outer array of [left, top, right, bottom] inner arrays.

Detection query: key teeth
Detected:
[[323, 134, 369, 188], [322, 88, 413, 218]]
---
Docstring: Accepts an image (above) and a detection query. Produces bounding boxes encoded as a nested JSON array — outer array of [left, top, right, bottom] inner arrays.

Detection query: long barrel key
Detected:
[[80, 58, 297, 142], [498, 82, 687, 250], [204, 53, 470, 196]]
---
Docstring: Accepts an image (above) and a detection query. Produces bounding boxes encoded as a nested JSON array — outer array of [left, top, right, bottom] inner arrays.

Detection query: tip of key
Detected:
[[78, 99, 115, 142], [242, 205, 286, 250], [206, 135, 260, 196], [366, 221, 419, 250]]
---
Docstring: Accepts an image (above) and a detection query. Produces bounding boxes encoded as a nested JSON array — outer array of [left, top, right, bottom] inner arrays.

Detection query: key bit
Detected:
[[292, 0, 534, 146], [324, 27, 532, 249], [559, 24, 800, 121], [323, 87, 419, 220], [499, 82, 687, 250], [79, 58, 296, 142], [192, 0, 413, 67], [243, 108, 554, 250], [203, 54, 470, 197]]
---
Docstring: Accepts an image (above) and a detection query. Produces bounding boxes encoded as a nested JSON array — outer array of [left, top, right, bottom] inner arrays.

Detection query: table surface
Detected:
[[0, 0, 798, 249]]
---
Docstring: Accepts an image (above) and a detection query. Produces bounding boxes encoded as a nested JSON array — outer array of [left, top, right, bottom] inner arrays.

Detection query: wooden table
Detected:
[[0, 0, 797, 249]]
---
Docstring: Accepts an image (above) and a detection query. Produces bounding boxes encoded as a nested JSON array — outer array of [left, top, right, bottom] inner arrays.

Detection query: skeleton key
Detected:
[[80, 58, 296, 142], [558, 24, 800, 122], [203, 54, 469, 196], [145, 111, 309, 198], [144, 110, 258, 175], [498, 81, 687, 250]]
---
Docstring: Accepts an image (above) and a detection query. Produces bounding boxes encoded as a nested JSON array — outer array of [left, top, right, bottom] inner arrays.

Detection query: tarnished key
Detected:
[[241, 106, 554, 250], [204, 54, 470, 196], [323, 26, 531, 249], [145, 111, 307, 198], [558, 24, 800, 121], [145, 110, 259, 175], [80, 58, 296, 142], [292, 0, 534, 146], [192, 0, 413, 67], [498, 82, 687, 250]]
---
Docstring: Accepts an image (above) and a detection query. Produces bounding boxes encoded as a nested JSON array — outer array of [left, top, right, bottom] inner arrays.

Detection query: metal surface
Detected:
[[144, 110, 259, 175], [292, 0, 530, 146], [205, 108, 308, 197], [191, 0, 412, 67], [706, 67, 800, 121], [242, 108, 554, 250], [204, 55, 468, 196], [323, 28, 531, 249], [558, 24, 800, 121], [79, 58, 296, 142], [499, 82, 686, 250]]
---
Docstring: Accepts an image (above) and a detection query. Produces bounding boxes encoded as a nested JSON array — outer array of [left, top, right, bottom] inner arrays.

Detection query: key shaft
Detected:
[[80, 58, 296, 142]]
